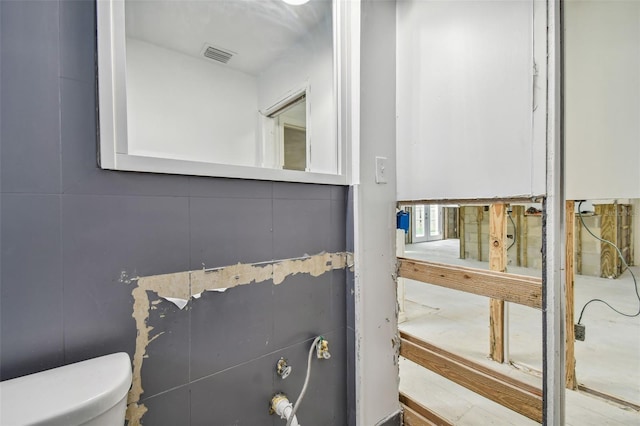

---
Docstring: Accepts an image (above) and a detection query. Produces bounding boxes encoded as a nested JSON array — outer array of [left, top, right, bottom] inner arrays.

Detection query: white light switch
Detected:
[[375, 156, 388, 184]]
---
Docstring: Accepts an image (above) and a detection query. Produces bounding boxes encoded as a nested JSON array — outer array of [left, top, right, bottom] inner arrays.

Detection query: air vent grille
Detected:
[[203, 46, 233, 64]]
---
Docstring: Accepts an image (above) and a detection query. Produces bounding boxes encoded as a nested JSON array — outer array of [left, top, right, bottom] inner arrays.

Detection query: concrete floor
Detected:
[[399, 239, 640, 424]]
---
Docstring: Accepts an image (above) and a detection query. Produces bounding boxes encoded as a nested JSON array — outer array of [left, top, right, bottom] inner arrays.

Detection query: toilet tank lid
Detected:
[[0, 352, 132, 426]]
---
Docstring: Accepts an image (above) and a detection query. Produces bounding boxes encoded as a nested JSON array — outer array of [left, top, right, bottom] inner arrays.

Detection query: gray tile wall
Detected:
[[0, 1, 348, 424]]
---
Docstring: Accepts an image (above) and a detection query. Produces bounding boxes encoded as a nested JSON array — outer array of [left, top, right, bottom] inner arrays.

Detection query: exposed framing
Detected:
[[396, 0, 563, 422], [489, 203, 508, 363], [396, 200, 551, 423], [397, 258, 542, 308], [400, 332, 543, 423], [400, 392, 453, 426], [565, 200, 577, 390]]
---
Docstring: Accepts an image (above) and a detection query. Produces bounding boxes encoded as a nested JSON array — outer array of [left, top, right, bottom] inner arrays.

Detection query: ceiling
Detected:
[[125, 0, 332, 76]]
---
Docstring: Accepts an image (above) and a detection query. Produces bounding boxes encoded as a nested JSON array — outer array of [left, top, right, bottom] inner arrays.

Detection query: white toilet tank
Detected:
[[0, 352, 132, 426]]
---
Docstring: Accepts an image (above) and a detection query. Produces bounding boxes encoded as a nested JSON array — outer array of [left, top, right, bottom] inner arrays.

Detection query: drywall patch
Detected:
[[125, 251, 352, 425]]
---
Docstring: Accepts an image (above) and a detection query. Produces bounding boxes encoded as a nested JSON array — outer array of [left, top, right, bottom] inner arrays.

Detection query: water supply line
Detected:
[[286, 335, 325, 426], [271, 336, 330, 426], [271, 393, 301, 426]]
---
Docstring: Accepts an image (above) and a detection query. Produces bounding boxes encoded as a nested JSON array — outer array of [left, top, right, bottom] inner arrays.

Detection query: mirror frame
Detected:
[[96, 0, 358, 185]]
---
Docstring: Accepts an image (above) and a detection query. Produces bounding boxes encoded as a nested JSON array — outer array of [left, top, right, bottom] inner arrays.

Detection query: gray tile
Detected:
[[60, 78, 190, 197], [346, 327, 356, 426], [0, 0, 61, 194], [331, 185, 347, 201], [331, 270, 347, 331], [273, 199, 331, 260], [346, 270, 355, 330], [189, 281, 274, 381], [271, 331, 347, 425], [0, 194, 64, 380], [346, 187, 354, 252], [190, 352, 275, 426], [273, 182, 332, 200], [140, 293, 190, 399], [61, 194, 190, 363], [140, 385, 190, 426], [59, 0, 95, 83], [189, 176, 273, 199], [272, 273, 333, 349], [189, 197, 273, 270], [329, 196, 347, 252]]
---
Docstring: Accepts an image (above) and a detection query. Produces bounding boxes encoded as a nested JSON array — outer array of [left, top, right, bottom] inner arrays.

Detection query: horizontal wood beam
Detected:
[[400, 333, 543, 423], [397, 196, 543, 206], [402, 405, 436, 426], [401, 332, 542, 397], [397, 258, 542, 309], [400, 393, 453, 426]]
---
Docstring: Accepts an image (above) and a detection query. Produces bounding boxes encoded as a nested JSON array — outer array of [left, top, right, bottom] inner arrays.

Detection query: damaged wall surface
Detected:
[[0, 1, 350, 424]]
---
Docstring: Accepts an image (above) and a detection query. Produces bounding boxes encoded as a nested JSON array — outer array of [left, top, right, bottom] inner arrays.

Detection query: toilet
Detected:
[[0, 353, 132, 426]]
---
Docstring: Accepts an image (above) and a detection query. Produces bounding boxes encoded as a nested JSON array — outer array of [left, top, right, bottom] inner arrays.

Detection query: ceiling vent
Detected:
[[201, 44, 234, 64]]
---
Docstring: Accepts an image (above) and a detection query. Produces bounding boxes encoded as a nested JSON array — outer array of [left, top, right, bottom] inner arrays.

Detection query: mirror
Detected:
[[97, 0, 353, 184]]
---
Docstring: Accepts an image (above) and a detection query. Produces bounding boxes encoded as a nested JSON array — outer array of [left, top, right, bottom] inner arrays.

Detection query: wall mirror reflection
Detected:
[[97, 0, 350, 183]]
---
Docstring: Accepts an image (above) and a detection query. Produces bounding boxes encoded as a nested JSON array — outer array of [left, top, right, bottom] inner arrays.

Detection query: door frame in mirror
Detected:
[[96, 0, 358, 185]]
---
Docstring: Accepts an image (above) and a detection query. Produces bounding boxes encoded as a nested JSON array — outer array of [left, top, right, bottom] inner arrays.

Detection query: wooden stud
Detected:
[[630, 204, 635, 267], [400, 393, 453, 426], [477, 206, 484, 262], [489, 204, 507, 363], [619, 204, 632, 269], [523, 213, 529, 268], [513, 205, 524, 267], [397, 258, 542, 308], [400, 336, 543, 423], [565, 201, 577, 390], [596, 204, 618, 278], [459, 207, 466, 259], [576, 213, 582, 275]]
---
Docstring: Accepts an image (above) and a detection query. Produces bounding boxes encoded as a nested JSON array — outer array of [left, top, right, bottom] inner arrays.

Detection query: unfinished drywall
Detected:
[[396, 0, 546, 201], [565, 0, 640, 200]]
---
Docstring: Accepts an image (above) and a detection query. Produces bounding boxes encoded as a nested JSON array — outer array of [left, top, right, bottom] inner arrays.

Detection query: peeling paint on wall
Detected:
[[125, 251, 353, 425]]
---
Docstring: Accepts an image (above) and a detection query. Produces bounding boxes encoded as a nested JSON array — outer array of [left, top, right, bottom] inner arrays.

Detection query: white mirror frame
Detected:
[[96, 0, 358, 185]]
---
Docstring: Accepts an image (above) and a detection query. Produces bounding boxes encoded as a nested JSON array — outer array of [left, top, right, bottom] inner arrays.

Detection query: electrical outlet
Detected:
[[575, 323, 585, 341]]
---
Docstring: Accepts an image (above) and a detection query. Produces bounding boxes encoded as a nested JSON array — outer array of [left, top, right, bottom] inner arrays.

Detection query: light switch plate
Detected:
[[375, 156, 388, 184]]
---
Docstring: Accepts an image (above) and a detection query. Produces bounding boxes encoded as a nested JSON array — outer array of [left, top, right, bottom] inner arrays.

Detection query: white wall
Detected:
[[355, 0, 400, 423], [258, 17, 337, 174], [126, 38, 259, 166], [396, 0, 546, 201], [565, 0, 640, 200]]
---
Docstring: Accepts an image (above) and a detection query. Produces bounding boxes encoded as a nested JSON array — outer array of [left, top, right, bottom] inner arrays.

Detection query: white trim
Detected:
[[543, 0, 565, 424], [114, 153, 347, 185]]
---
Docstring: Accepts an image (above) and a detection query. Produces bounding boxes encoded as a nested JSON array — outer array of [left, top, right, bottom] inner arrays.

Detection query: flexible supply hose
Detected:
[[286, 336, 323, 426]]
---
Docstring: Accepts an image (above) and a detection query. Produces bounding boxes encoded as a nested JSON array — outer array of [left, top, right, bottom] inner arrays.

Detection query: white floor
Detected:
[[399, 239, 640, 424]]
